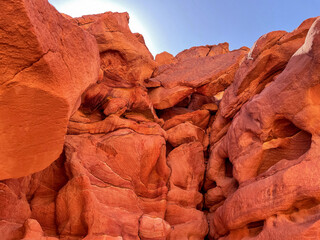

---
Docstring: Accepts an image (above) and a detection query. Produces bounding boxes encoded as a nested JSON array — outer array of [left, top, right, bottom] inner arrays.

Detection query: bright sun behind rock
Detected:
[[49, 0, 158, 56]]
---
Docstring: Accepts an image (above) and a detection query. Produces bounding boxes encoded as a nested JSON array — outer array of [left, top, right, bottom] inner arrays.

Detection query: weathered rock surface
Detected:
[[149, 48, 248, 109], [0, 154, 68, 239], [56, 131, 169, 239], [139, 215, 171, 240], [176, 42, 230, 61], [166, 122, 207, 148], [1, 1, 320, 239], [74, 12, 156, 86], [210, 17, 316, 145], [0, 0, 100, 180], [155, 52, 177, 66], [166, 142, 208, 239], [71, 11, 161, 131], [206, 17, 320, 239]]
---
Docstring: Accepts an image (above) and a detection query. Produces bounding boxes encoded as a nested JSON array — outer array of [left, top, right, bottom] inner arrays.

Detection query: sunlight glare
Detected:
[[51, 0, 158, 56]]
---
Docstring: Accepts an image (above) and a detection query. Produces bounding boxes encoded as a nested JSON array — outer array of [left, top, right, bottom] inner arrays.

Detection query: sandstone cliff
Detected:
[[1, 1, 320, 239]]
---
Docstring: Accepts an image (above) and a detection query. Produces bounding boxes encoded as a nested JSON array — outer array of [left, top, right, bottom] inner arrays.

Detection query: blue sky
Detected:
[[49, 0, 320, 57]]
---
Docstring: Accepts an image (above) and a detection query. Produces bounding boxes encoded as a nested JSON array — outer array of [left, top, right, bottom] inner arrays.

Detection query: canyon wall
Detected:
[[1, 0, 320, 239]]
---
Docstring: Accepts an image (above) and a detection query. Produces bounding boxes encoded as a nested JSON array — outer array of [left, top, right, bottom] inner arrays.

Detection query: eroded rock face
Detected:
[[205, 17, 320, 239], [1, 1, 320, 239], [210, 17, 316, 145], [57, 130, 169, 238], [74, 12, 156, 86], [71, 11, 160, 131], [166, 142, 208, 239], [0, 154, 68, 239], [0, 0, 100, 180], [149, 48, 248, 109]]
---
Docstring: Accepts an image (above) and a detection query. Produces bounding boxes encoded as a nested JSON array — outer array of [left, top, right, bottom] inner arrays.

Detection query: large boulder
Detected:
[[149, 48, 248, 110], [176, 42, 229, 61], [0, 0, 100, 180], [155, 51, 177, 66]]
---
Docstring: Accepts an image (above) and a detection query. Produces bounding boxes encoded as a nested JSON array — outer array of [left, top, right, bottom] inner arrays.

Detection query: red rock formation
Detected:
[[155, 52, 177, 66], [210, 17, 316, 145], [0, 0, 100, 180], [206, 17, 320, 239], [176, 42, 229, 61], [149, 48, 248, 110], [73, 12, 156, 86], [166, 142, 208, 239], [72, 11, 160, 128], [57, 130, 169, 239], [1, 1, 320, 239]]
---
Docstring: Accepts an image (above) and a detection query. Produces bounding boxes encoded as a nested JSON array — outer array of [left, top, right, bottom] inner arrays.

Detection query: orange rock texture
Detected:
[[0, 0, 100, 180], [0, 1, 320, 239]]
